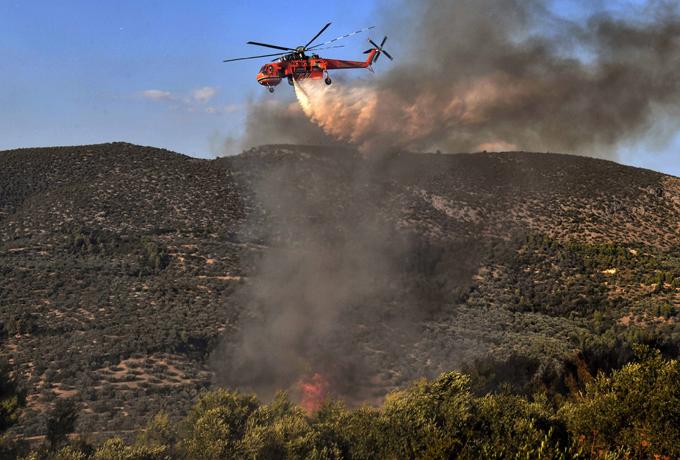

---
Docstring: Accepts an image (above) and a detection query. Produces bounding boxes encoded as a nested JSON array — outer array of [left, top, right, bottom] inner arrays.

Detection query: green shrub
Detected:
[[561, 346, 680, 457], [179, 389, 258, 459]]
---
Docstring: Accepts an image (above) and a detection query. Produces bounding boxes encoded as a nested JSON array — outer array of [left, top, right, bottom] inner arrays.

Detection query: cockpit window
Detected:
[[260, 65, 267, 73]]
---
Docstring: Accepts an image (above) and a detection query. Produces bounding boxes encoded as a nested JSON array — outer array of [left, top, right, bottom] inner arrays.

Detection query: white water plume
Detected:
[[293, 77, 520, 153]]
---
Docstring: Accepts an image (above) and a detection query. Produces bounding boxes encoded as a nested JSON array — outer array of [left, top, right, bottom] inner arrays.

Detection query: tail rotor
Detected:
[[364, 36, 393, 64]]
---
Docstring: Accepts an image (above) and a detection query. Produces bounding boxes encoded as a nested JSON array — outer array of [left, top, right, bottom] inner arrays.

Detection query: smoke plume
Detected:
[[245, 0, 680, 157], [241, 100, 332, 148], [211, 142, 496, 403], [213, 0, 680, 406]]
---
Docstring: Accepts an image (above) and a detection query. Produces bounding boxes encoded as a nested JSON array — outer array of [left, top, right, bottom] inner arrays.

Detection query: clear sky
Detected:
[[1, 0, 678, 176]]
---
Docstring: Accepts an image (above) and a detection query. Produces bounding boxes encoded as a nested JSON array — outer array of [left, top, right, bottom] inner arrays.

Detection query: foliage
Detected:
[[53, 446, 88, 460], [460, 394, 570, 459], [380, 372, 472, 457], [0, 360, 25, 459], [92, 438, 169, 460], [2, 143, 680, 451], [0, 359, 22, 432], [46, 399, 78, 450], [178, 389, 258, 459], [561, 346, 680, 457], [135, 412, 176, 452], [3, 349, 677, 459], [237, 392, 322, 459]]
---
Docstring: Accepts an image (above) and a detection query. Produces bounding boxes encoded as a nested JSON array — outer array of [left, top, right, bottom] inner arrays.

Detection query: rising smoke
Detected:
[[241, 99, 332, 148], [244, 0, 680, 157], [213, 150, 426, 401], [213, 0, 680, 405]]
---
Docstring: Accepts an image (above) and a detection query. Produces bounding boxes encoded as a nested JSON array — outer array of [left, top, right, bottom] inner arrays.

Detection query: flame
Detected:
[[298, 372, 329, 414]]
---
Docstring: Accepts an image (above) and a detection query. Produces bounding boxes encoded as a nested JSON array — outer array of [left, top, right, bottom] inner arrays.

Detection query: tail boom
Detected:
[[324, 49, 378, 70]]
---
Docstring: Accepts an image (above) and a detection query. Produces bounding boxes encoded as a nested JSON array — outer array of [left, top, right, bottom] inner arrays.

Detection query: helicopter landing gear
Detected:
[[268, 87, 275, 93], [288, 76, 294, 86], [324, 76, 332, 86]]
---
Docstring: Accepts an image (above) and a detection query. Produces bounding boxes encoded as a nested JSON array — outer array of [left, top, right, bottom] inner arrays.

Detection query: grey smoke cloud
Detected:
[[212, 0, 680, 405], [212, 151, 420, 400], [240, 99, 333, 149], [243, 0, 680, 157]]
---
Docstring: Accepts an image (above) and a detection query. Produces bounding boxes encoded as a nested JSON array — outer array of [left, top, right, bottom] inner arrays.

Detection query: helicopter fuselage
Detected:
[[256, 50, 378, 89]]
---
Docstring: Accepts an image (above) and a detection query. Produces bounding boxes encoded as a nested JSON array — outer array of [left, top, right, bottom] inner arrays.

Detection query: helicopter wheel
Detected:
[[268, 87, 275, 93], [288, 76, 294, 86], [324, 76, 332, 86]]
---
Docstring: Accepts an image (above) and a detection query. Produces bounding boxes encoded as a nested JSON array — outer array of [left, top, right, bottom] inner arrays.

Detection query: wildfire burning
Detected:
[[219, 0, 680, 410], [297, 372, 329, 414]]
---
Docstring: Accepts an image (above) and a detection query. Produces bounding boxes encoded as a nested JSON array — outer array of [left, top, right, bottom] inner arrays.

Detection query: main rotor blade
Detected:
[[269, 45, 344, 61], [307, 45, 344, 51], [223, 51, 289, 63], [246, 41, 295, 51], [305, 22, 331, 49], [307, 26, 376, 50]]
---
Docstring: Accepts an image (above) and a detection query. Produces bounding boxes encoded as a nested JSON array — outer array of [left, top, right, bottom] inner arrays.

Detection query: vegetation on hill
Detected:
[[8, 348, 680, 459], [1, 143, 679, 457], [0, 359, 24, 458]]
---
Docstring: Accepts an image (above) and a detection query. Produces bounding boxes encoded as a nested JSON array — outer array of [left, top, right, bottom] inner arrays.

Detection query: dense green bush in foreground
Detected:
[[11, 348, 680, 459]]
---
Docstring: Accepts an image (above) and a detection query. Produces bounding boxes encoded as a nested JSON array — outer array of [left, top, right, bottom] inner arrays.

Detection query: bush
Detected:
[[179, 389, 258, 459], [92, 438, 168, 460], [381, 371, 473, 458], [17, 350, 680, 459], [46, 399, 78, 450], [561, 346, 680, 457]]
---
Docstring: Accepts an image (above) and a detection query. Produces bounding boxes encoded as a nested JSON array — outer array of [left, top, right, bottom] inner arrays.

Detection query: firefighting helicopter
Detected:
[[223, 22, 392, 93]]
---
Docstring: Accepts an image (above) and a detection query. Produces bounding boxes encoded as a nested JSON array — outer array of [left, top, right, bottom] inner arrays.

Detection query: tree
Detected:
[[135, 411, 176, 452], [239, 392, 332, 459], [0, 359, 22, 433], [179, 389, 259, 459], [310, 402, 387, 460], [460, 394, 570, 458], [0, 359, 24, 458], [381, 372, 473, 458], [53, 445, 88, 460], [561, 346, 680, 457], [93, 437, 169, 460], [46, 398, 79, 450]]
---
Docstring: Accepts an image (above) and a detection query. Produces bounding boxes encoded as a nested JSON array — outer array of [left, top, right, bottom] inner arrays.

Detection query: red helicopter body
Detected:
[[255, 50, 379, 89], [224, 23, 392, 93]]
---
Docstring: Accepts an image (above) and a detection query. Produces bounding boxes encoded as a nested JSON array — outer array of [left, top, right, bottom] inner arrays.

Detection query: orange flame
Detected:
[[298, 372, 329, 414]]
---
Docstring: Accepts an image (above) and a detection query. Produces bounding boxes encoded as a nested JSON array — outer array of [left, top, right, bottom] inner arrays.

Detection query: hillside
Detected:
[[1, 142, 679, 438]]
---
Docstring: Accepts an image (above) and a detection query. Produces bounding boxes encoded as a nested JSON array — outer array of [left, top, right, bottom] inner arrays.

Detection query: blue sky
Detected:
[[0, 1, 376, 155], [1, 0, 678, 176]]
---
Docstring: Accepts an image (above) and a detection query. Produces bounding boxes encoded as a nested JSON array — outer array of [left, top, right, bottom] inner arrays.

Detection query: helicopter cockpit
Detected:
[[259, 64, 277, 75]]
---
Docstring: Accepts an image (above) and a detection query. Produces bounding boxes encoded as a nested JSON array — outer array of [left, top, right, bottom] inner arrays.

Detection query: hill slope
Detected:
[[1, 142, 679, 437]]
